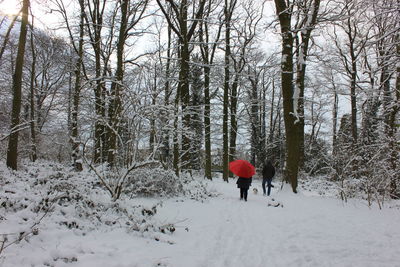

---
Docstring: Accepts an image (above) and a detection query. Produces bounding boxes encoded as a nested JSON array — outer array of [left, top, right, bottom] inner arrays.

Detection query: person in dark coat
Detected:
[[236, 176, 252, 201], [262, 160, 275, 196]]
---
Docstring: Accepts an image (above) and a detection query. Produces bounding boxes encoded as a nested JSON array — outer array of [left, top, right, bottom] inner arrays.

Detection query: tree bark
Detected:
[[203, 64, 212, 179], [179, 8, 192, 170], [229, 75, 239, 176], [161, 24, 172, 165], [70, 0, 85, 171], [249, 74, 260, 167], [295, 0, 320, 170], [173, 97, 180, 175], [274, 0, 300, 193], [269, 78, 276, 145], [6, 0, 30, 170], [107, 0, 129, 165], [388, 32, 400, 198], [83, 0, 107, 163], [29, 23, 37, 162], [156, 0, 206, 173], [223, 0, 234, 182], [332, 78, 338, 149], [346, 12, 358, 144], [199, 1, 222, 180]]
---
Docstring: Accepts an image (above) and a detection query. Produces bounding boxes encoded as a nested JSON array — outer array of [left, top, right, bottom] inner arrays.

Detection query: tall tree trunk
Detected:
[[229, 75, 239, 177], [29, 24, 37, 162], [388, 33, 400, 198], [274, 0, 300, 193], [162, 24, 172, 165], [295, 0, 320, 170], [6, 0, 29, 170], [260, 73, 267, 164], [94, 56, 105, 163], [149, 68, 157, 153], [107, 0, 129, 165], [381, 65, 392, 134], [173, 79, 180, 176], [295, 34, 305, 170], [189, 62, 203, 170], [179, 32, 191, 170], [347, 16, 358, 144], [70, 0, 85, 171], [156, 0, 206, 174], [332, 79, 338, 149], [248, 67, 262, 167], [249, 79, 259, 167], [269, 79, 275, 145], [223, 0, 236, 182], [350, 65, 357, 144], [173, 45, 181, 176], [199, 4, 222, 179], [84, 0, 107, 163], [204, 64, 212, 179]]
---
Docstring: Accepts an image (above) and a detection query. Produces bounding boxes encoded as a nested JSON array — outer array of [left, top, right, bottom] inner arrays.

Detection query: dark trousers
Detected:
[[240, 188, 248, 201], [262, 178, 273, 196]]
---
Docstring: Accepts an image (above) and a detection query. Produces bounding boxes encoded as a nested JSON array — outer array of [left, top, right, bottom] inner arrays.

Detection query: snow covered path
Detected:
[[155, 180, 400, 267], [2, 178, 400, 267]]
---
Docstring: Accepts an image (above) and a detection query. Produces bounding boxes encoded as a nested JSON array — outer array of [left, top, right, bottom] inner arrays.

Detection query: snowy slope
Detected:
[[1, 162, 400, 267]]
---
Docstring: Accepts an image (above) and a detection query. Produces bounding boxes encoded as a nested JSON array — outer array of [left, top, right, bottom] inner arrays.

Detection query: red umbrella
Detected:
[[229, 160, 256, 178]]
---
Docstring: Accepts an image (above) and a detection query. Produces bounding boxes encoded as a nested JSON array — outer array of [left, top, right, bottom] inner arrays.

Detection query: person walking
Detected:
[[262, 160, 275, 196], [229, 159, 256, 201], [236, 176, 252, 201]]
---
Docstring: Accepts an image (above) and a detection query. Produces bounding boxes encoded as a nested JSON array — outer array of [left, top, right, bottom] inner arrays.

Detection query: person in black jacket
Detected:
[[236, 176, 252, 201], [262, 160, 275, 196]]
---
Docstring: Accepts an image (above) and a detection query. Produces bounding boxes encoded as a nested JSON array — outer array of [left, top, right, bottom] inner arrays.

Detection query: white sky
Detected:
[[0, 0, 59, 29], [0, 0, 21, 16]]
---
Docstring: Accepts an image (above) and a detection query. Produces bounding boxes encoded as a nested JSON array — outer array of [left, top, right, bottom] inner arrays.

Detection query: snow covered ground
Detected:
[[1, 162, 400, 267]]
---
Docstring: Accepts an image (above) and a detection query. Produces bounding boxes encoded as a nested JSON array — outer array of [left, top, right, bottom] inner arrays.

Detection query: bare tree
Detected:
[[331, 0, 371, 145], [69, 0, 85, 171], [27, 16, 37, 162], [80, 0, 108, 163], [367, 0, 400, 198], [273, 0, 300, 192], [106, 0, 149, 166], [48, 0, 88, 169], [272, 0, 322, 192], [199, 0, 223, 180], [6, 0, 29, 170], [156, 0, 207, 173], [161, 22, 173, 167], [293, 0, 320, 167], [222, 0, 237, 181]]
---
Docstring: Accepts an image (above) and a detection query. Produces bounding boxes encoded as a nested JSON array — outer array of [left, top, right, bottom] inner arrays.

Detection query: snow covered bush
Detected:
[[331, 113, 400, 207], [303, 134, 331, 176], [298, 175, 339, 197], [123, 167, 213, 201], [0, 161, 213, 257], [124, 168, 183, 197]]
